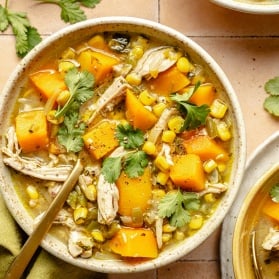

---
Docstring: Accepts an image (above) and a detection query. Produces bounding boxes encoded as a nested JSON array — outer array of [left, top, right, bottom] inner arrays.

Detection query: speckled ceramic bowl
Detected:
[[233, 163, 279, 279], [0, 17, 246, 273], [211, 0, 279, 14]]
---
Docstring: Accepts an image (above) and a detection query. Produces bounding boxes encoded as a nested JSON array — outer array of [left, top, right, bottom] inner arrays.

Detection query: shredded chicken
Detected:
[[2, 127, 73, 181], [131, 46, 180, 79], [87, 76, 131, 124], [199, 182, 228, 196], [262, 227, 279, 251]]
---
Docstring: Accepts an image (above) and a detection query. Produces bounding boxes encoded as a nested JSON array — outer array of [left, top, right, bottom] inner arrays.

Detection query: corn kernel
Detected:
[[168, 116, 184, 133], [61, 47, 76, 59], [26, 185, 39, 200], [204, 193, 216, 203], [216, 121, 232, 141], [58, 61, 75, 73], [142, 141, 156, 155], [139, 90, 156, 106], [203, 159, 217, 173], [174, 230, 185, 241], [154, 155, 171, 172], [176, 57, 193, 73], [189, 215, 203, 230], [191, 75, 206, 85], [91, 229, 105, 242], [156, 171, 169, 185], [130, 46, 144, 60], [162, 233, 172, 243], [57, 90, 71, 107], [163, 224, 176, 233], [162, 130, 176, 143], [47, 110, 64, 125], [153, 103, 167, 117], [73, 207, 88, 225], [125, 73, 142, 86], [217, 163, 227, 173], [152, 189, 166, 200], [210, 99, 228, 119]]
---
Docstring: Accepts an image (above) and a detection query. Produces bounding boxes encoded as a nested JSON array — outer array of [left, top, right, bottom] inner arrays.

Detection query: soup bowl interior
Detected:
[[0, 17, 246, 273], [233, 163, 279, 279]]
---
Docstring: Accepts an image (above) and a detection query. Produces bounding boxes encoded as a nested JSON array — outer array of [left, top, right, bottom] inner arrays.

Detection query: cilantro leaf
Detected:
[[0, 6, 9, 31], [101, 157, 122, 183], [57, 111, 86, 152], [171, 91, 210, 131], [124, 151, 148, 178], [158, 190, 200, 228], [263, 95, 279, 117], [56, 68, 94, 118], [79, 0, 101, 8], [116, 124, 144, 149], [270, 183, 279, 203], [59, 0, 86, 23], [264, 76, 279, 96]]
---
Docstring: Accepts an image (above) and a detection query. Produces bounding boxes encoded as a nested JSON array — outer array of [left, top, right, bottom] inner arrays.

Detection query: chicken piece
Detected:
[[199, 182, 228, 196], [131, 46, 181, 80], [87, 76, 131, 124], [2, 127, 73, 181], [262, 227, 279, 251]]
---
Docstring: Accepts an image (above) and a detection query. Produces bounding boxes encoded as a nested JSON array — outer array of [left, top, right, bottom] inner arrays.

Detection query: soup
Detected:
[[2, 31, 233, 260]]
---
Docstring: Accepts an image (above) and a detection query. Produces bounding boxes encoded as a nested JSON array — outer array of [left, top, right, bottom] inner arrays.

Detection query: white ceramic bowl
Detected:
[[211, 0, 279, 14], [0, 17, 246, 273]]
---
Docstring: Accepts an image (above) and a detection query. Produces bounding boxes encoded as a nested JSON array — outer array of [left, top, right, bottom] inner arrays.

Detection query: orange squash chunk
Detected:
[[116, 167, 152, 217], [170, 154, 205, 192], [189, 84, 216, 106], [125, 89, 157, 131], [29, 70, 67, 100], [83, 121, 119, 160], [262, 198, 279, 223], [147, 66, 190, 96], [109, 227, 158, 258], [15, 110, 49, 153], [183, 135, 229, 162], [77, 50, 119, 84]]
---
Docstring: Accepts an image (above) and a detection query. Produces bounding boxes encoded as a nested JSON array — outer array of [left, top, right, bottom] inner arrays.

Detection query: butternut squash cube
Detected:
[[170, 154, 205, 192], [83, 121, 119, 160], [125, 89, 157, 131], [262, 198, 279, 223], [116, 167, 152, 217], [188, 84, 216, 106], [77, 50, 119, 84], [29, 70, 67, 100], [15, 110, 49, 153], [109, 227, 158, 258]]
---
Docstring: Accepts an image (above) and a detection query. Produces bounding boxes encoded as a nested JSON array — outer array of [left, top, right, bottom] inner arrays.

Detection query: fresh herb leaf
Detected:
[[79, 0, 101, 8], [101, 157, 122, 183], [116, 123, 144, 149], [171, 88, 210, 131], [124, 151, 148, 178], [264, 95, 279, 117], [56, 68, 94, 118], [0, 5, 42, 57], [57, 111, 86, 152], [270, 183, 279, 203], [158, 190, 200, 228], [264, 77, 279, 96]]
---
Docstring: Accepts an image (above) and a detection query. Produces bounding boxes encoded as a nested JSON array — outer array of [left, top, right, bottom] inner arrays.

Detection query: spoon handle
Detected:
[[5, 159, 83, 279]]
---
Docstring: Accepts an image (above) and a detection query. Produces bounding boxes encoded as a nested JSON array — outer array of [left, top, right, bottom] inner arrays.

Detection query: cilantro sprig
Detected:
[[170, 83, 210, 131], [270, 183, 279, 203], [263, 76, 279, 117], [57, 68, 94, 152], [0, 3, 41, 57], [0, 0, 101, 57], [101, 123, 149, 183], [158, 189, 201, 227]]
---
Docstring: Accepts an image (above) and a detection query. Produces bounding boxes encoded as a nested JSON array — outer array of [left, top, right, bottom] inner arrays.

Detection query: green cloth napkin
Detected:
[[0, 193, 107, 279]]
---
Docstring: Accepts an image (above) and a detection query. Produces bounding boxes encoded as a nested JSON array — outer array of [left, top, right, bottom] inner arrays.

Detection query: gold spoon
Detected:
[[251, 230, 263, 279], [5, 159, 83, 279]]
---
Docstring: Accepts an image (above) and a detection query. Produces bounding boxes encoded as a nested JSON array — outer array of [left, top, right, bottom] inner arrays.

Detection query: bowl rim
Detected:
[[0, 16, 246, 273], [232, 162, 279, 278], [211, 0, 279, 14]]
